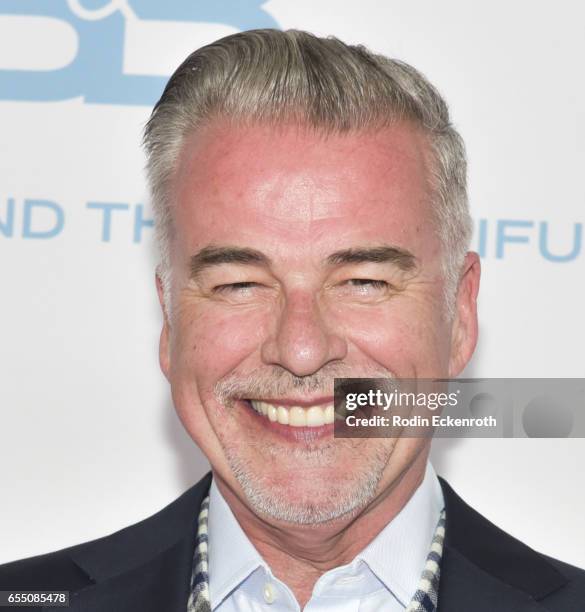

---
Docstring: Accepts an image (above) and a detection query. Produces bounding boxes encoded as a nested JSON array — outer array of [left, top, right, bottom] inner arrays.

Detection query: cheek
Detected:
[[170, 304, 268, 383], [335, 299, 450, 375]]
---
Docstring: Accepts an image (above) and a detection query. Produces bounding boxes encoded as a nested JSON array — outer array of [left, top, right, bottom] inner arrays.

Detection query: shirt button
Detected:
[[263, 582, 277, 604]]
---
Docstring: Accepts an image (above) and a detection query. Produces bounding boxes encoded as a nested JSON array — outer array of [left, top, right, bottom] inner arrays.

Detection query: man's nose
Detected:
[[260, 290, 347, 377]]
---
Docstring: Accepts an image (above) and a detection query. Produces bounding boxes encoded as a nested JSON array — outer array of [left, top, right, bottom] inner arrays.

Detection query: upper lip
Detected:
[[248, 396, 334, 407]]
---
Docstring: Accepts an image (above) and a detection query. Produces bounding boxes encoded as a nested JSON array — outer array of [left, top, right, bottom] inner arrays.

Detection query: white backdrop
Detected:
[[1, 1, 584, 567]]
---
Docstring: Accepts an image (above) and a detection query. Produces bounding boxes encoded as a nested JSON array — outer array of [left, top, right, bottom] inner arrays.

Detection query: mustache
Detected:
[[214, 363, 395, 407]]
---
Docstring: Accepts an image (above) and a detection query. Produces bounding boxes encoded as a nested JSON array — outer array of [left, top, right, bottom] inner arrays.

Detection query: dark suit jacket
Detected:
[[1, 474, 584, 611]]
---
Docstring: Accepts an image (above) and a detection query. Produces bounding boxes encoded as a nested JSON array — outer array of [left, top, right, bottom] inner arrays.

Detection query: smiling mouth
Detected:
[[248, 400, 335, 427]]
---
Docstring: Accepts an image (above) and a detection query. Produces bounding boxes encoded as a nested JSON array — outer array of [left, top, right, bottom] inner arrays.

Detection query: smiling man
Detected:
[[1, 29, 584, 612]]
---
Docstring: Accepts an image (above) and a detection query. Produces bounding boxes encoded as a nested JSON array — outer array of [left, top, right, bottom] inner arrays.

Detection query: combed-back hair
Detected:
[[143, 29, 471, 314]]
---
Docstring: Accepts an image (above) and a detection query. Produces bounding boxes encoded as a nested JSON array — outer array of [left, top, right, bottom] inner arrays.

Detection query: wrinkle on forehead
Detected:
[[172, 120, 437, 265]]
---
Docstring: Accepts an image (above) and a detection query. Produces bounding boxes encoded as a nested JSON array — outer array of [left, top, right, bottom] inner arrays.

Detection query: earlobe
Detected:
[[155, 272, 171, 381], [448, 252, 481, 377], [159, 324, 171, 381]]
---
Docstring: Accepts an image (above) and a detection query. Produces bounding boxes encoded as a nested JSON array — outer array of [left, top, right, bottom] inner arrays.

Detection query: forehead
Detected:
[[172, 120, 438, 264]]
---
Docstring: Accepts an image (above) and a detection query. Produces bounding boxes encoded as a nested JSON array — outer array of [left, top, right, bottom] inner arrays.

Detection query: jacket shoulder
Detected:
[[439, 477, 585, 610], [0, 472, 212, 592]]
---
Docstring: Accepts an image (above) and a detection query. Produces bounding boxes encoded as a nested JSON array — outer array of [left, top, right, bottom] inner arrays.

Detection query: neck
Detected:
[[214, 451, 429, 608]]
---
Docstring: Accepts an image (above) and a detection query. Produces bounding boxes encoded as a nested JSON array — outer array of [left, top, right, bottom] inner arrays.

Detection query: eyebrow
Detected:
[[190, 246, 270, 279], [325, 246, 417, 271], [189, 244, 417, 280]]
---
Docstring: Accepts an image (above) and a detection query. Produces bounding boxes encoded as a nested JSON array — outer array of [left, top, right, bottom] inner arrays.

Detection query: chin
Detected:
[[227, 453, 388, 525]]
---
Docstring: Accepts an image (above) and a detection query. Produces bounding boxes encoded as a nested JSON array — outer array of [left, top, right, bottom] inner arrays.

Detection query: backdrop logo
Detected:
[[0, 0, 278, 106], [476, 219, 582, 262]]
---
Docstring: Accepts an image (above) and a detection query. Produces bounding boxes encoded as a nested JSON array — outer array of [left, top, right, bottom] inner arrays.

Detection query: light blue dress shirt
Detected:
[[207, 462, 444, 611]]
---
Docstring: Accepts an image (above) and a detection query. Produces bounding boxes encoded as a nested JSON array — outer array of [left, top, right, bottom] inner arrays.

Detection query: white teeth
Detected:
[[267, 404, 278, 422], [324, 404, 334, 425], [250, 400, 334, 427], [277, 406, 289, 425], [288, 407, 307, 427], [306, 406, 325, 427]]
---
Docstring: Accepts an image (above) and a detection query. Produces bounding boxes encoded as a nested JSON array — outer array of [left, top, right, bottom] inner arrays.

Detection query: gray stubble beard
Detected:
[[223, 438, 394, 525]]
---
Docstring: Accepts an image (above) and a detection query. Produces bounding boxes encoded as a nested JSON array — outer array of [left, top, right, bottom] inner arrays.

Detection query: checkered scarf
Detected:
[[187, 496, 445, 612], [187, 496, 211, 612], [406, 508, 446, 612]]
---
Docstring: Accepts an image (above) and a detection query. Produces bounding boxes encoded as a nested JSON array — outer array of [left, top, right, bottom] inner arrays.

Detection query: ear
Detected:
[[448, 252, 481, 376], [155, 271, 171, 381]]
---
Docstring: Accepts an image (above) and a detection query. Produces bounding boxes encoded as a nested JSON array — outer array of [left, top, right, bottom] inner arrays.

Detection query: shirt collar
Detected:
[[207, 479, 265, 607], [355, 461, 444, 606], [206, 462, 444, 608]]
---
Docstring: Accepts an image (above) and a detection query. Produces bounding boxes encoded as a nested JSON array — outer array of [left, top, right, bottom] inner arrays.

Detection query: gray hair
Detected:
[[143, 29, 472, 316]]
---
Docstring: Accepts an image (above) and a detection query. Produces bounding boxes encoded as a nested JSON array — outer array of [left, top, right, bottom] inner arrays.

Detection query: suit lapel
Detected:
[[63, 474, 213, 612], [439, 545, 545, 612], [65, 536, 195, 612], [438, 478, 567, 611]]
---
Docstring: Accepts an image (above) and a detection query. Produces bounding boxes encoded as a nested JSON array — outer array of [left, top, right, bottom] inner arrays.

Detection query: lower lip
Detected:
[[241, 400, 335, 442]]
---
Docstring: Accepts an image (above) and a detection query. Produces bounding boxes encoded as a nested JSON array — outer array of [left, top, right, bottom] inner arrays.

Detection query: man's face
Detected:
[[158, 120, 478, 524]]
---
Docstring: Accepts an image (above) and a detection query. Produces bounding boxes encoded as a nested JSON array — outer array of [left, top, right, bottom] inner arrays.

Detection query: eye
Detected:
[[345, 279, 389, 290], [212, 282, 259, 294], [336, 278, 394, 299]]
